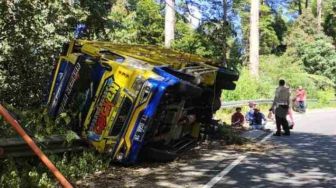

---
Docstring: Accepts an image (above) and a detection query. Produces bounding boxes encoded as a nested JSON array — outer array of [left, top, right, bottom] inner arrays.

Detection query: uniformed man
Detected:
[[270, 79, 291, 136]]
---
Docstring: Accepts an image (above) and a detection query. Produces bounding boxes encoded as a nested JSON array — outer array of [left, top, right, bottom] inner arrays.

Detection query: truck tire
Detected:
[[142, 147, 177, 162], [175, 81, 203, 98], [216, 80, 236, 90], [217, 68, 239, 81]]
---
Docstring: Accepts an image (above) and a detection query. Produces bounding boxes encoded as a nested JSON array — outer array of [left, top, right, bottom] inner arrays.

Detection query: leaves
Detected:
[[0, 1, 75, 109], [285, 10, 336, 85]]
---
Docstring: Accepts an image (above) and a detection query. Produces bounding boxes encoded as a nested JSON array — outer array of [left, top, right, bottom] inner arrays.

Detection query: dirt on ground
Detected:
[[76, 139, 276, 188]]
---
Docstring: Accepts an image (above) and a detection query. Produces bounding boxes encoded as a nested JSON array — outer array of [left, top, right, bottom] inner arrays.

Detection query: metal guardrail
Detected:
[[221, 98, 335, 108], [0, 135, 86, 158]]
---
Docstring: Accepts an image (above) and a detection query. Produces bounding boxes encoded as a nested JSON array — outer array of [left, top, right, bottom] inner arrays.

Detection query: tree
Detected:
[[317, 0, 322, 30], [249, 0, 260, 77], [106, 0, 163, 44], [259, 5, 281, 54], [0, 0, 165, 108], [239, 1, 284, 56], [305, 0, 310, 8], [172, 0, 244, 66], [323, 1, 336, 45], [135, 0, 164, 44], [78, 0, 112, 39], [222, 0, 228, 66], [298, 0, 303, 14], [286, 0, 309, 16], [0, 1, 77, 108], [165, 0, 176, 48], [285, 10, 336, 85], [272, 13, 288, 54]]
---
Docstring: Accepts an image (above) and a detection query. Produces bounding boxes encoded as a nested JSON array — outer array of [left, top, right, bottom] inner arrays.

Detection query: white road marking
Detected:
[[203, 131, 274, 188], [260, 131, 273, 143], [203, 155, 247, 188]]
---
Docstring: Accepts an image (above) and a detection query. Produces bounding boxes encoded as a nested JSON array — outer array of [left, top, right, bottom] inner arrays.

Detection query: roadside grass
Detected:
[[307, 101, 336, 109], [0, 150, 111, 187], [214, 104, 271, 124], [215, 101, 336, 124]]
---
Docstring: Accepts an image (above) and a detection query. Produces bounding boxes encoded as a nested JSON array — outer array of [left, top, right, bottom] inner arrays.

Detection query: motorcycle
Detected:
[[292, 99, 306, 113]]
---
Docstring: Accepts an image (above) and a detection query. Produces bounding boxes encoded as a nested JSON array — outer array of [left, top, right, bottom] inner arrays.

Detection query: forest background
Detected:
[[0, 0, 335, 109]]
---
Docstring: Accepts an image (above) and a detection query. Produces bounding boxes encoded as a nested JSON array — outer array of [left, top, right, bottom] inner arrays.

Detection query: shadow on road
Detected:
[[77, 131, 336, 187], [214, 131, 336, 188], [77, 143, 242, 187]]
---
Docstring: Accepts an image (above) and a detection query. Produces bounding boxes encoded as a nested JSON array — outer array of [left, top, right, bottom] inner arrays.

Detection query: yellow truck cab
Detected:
[[47, 39, 239, 163]]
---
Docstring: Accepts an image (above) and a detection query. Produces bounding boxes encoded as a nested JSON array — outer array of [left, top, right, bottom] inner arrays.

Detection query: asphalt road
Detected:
[[78, 109, 336, 188], [207, 109, 336, 188]]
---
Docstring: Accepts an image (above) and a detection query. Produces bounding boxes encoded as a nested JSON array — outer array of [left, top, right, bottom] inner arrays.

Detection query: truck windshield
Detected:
[[109, 97, 133, 136]]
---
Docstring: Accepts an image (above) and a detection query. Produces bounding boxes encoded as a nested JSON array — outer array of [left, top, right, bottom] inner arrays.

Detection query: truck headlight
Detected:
[[116, 146, 127, 161], [139, 82, 152, 105], [132, 76, 145, 92], [116, 153, 124, 161]]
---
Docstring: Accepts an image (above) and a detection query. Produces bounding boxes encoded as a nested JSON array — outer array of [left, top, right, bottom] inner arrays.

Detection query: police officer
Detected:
[[270, 79, 290, 136]]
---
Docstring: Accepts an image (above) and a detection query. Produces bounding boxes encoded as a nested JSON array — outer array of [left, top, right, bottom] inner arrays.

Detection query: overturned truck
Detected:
[[47, 39, 239, 163]]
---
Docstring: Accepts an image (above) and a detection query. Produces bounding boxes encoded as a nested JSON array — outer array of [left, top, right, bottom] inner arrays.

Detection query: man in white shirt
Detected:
[[270, 79, 290, 136]]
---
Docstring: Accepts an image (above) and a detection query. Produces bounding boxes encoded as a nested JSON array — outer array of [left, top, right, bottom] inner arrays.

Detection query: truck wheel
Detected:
[[160, 67, 203, 98], [212, 96, 222, 111], [175, 81, 203, 98], [217, 68, 239, 81], [216, 80, 236, 90], [142, 147, 177, 162]]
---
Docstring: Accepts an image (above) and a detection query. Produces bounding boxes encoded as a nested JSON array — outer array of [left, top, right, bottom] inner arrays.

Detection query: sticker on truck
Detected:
[[88, 77, 121, 141]]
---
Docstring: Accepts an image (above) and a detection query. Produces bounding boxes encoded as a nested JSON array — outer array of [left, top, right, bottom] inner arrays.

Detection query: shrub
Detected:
[[222, 68, 273, 101], [222, 55, 335, 101], [316, 88, 335, 105]]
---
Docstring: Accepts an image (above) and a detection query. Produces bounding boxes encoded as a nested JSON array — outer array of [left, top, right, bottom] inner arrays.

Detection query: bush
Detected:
[[222, 68, 273, 101], [217, 124, 247, 145], [316, 89, 335, 105], [222, 55, 335, 101], [0, 151, 111, 187]]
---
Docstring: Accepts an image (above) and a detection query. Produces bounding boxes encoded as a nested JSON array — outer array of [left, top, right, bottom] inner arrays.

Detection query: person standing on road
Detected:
[[270, 79, 291, 136]]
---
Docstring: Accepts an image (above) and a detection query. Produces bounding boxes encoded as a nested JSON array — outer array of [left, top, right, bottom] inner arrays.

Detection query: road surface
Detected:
[[206, 109, 336, 188], [79, 109, 336, 188]]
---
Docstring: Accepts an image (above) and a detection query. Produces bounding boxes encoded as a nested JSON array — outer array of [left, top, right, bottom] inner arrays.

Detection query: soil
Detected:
[[76, 140, 276, 188]]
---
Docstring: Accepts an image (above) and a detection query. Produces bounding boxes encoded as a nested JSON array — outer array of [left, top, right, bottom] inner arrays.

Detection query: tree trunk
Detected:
[[305, 0, 309, 8], [222, 0, 228, 66], [317, 0, 322, 31], [249, 0, 260, 77], [298, 0, 302, 15], [165, 0, 175, 48]]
